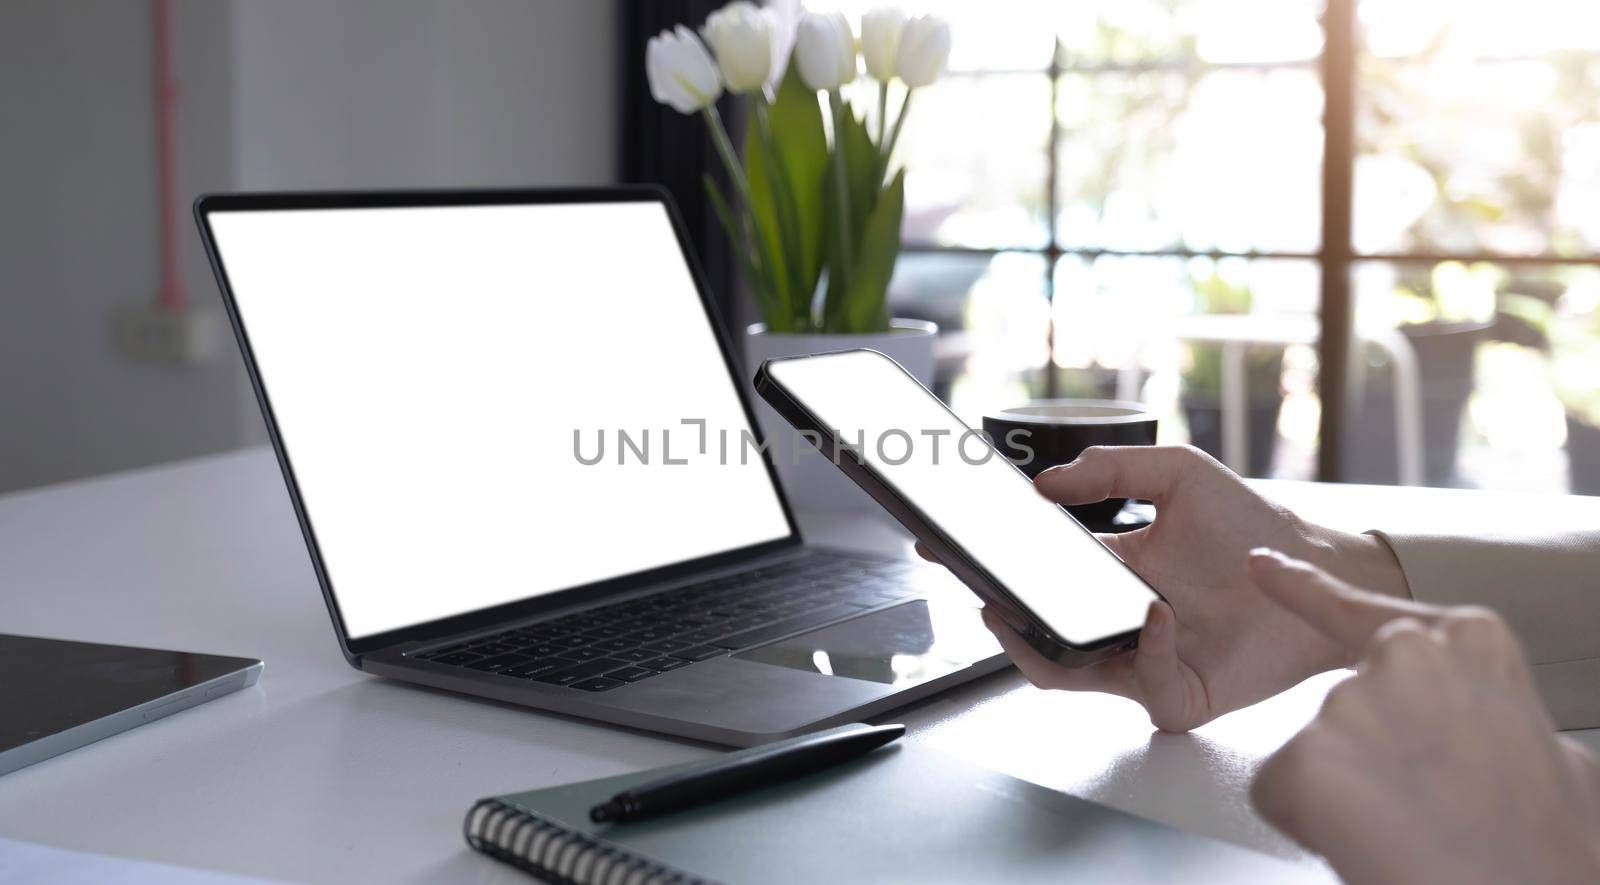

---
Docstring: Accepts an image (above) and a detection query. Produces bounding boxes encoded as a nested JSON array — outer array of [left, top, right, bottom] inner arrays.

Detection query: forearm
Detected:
[[1357, 528, 1600, 729], [1368, 530, 1600, 661]]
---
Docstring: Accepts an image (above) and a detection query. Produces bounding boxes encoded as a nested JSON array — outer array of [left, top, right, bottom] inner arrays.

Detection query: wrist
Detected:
[[1307, 526, 1412, 601], [1291, 524, 1412, 672], [1341, 531, 1412, 600]]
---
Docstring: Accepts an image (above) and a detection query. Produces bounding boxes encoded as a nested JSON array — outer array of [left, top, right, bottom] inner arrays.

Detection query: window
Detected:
[[812, 0, 1600, 491], [1350, 0, 1600, 491]]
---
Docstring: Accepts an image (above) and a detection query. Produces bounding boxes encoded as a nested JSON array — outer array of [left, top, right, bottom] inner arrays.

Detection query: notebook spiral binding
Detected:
[[464, 798, 718, 885]]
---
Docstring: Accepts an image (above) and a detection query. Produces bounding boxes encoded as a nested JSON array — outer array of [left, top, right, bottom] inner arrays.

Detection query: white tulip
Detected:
[[646, 25, 723, 114], [896, 14, 951, 88], [765, 0, 801, 84], [701, 2, 782, 94], [795, 11, 856, 91], [860, 7, 907, 82]]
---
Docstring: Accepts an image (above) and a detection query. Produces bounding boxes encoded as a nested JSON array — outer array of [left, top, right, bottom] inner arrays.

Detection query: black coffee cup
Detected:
[[983, 400, 1158, 527]]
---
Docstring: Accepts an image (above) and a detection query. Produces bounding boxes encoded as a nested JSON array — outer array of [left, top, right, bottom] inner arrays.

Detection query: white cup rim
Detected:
[[990, 399, 1153, 425]]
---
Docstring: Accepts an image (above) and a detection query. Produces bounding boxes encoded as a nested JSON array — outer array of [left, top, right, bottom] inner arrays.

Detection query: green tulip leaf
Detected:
[[840, 169, 904, 333], [743, 60, 827, 328], [839, 104, 879, 249], [704, 172, 783, 331], [820, 99, 890, 331]]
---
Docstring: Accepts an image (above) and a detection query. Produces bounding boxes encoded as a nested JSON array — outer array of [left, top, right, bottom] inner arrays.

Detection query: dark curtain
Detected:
[[619, 0, 743, 330]]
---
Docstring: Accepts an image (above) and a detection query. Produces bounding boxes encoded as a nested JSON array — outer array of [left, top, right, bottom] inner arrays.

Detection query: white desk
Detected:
[[2, 448, 1596, 884]]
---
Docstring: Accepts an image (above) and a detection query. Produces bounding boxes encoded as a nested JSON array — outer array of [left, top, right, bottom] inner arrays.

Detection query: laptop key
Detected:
[[680, 629, 725, 643], [546, 635, 590, 649], [674, 645, 726, 662], [430, 651, 483, 666], [502, 659, 573, 679], [612, 648, 657, 663], [591, 638, 637, 652], [506, 631, 556, 644], [516, 643, 563, 658], [642, 639, 690, 653], [563, 647, 610, 662], [471, 643, 518, 656], [624, 628, 672, 643], [539, 658, 630, 683], [535, 671, 587, 687], [640, 656, 691, 672], [606, 666, 658, 683], [467, 653, 533, 672], [711, 604, 862, 650], [571, 677, 625, 692]]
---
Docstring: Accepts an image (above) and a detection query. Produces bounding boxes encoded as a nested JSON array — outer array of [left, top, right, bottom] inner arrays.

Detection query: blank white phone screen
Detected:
[[766, 350, 1155, 646], [207, 201, 792, 639]]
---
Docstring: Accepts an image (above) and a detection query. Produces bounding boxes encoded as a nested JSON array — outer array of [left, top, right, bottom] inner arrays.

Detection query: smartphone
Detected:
[[754, 348, 1160, 666]]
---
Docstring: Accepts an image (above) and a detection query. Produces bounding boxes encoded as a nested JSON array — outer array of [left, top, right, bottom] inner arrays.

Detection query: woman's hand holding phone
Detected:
[[922, 445, 1411, 732], [923, 442, 1600, 880]]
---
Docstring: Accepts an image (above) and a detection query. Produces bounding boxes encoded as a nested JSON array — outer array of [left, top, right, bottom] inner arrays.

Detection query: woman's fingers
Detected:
[[980, 607, 1136, 698], [1035, 445, 1212, 507], [978, 600, 1202, 732], [1249, 548, 1442, 660]]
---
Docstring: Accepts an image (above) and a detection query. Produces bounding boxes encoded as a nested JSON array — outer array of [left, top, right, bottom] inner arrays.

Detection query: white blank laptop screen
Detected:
[[207, 201, 792, 639]]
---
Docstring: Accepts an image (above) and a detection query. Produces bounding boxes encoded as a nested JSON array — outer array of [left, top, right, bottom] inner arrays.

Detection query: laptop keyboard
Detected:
[[412, 551, 924, 692]]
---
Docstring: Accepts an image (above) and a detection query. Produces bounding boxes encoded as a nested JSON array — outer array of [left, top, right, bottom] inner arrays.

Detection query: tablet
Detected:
[[0, 634, 262, 776]]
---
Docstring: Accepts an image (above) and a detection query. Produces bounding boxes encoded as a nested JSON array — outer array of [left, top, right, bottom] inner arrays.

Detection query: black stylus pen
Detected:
[[589, 723, 905, 823]]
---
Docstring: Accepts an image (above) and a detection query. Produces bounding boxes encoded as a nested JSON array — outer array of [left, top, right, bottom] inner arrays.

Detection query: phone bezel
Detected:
[[754, 348, 1157, 666]]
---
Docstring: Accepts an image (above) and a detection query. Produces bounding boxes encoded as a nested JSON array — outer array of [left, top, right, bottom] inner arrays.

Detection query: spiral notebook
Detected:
[[463, 725, 1331, 885]]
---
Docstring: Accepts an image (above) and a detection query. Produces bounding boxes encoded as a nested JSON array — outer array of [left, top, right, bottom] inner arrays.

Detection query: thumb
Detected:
[[1248, 548, 1442, 658], [1034, 445, 1191, 507], [1131, 600, 1196, 731]]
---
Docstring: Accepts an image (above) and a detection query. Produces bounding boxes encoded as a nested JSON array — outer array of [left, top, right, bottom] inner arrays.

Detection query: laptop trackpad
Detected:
[[733, 600, 1000, 686]]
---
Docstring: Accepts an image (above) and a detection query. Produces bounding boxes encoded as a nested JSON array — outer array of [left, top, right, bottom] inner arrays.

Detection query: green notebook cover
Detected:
[[464, 724, 1330, 885]]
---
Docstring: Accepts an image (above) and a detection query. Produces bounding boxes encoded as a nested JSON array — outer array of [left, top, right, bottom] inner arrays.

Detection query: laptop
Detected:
[[195, 188, 1005, 746]]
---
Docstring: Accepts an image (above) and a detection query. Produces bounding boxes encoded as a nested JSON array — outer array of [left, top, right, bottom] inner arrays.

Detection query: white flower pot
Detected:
[[742, 319, 938, 513]]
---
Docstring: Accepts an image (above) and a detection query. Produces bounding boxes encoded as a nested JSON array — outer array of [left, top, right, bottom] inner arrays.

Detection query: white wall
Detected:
[[230, 0, 617, 190], [0, 0, 241, 494], [0, 0, 619, 493]]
